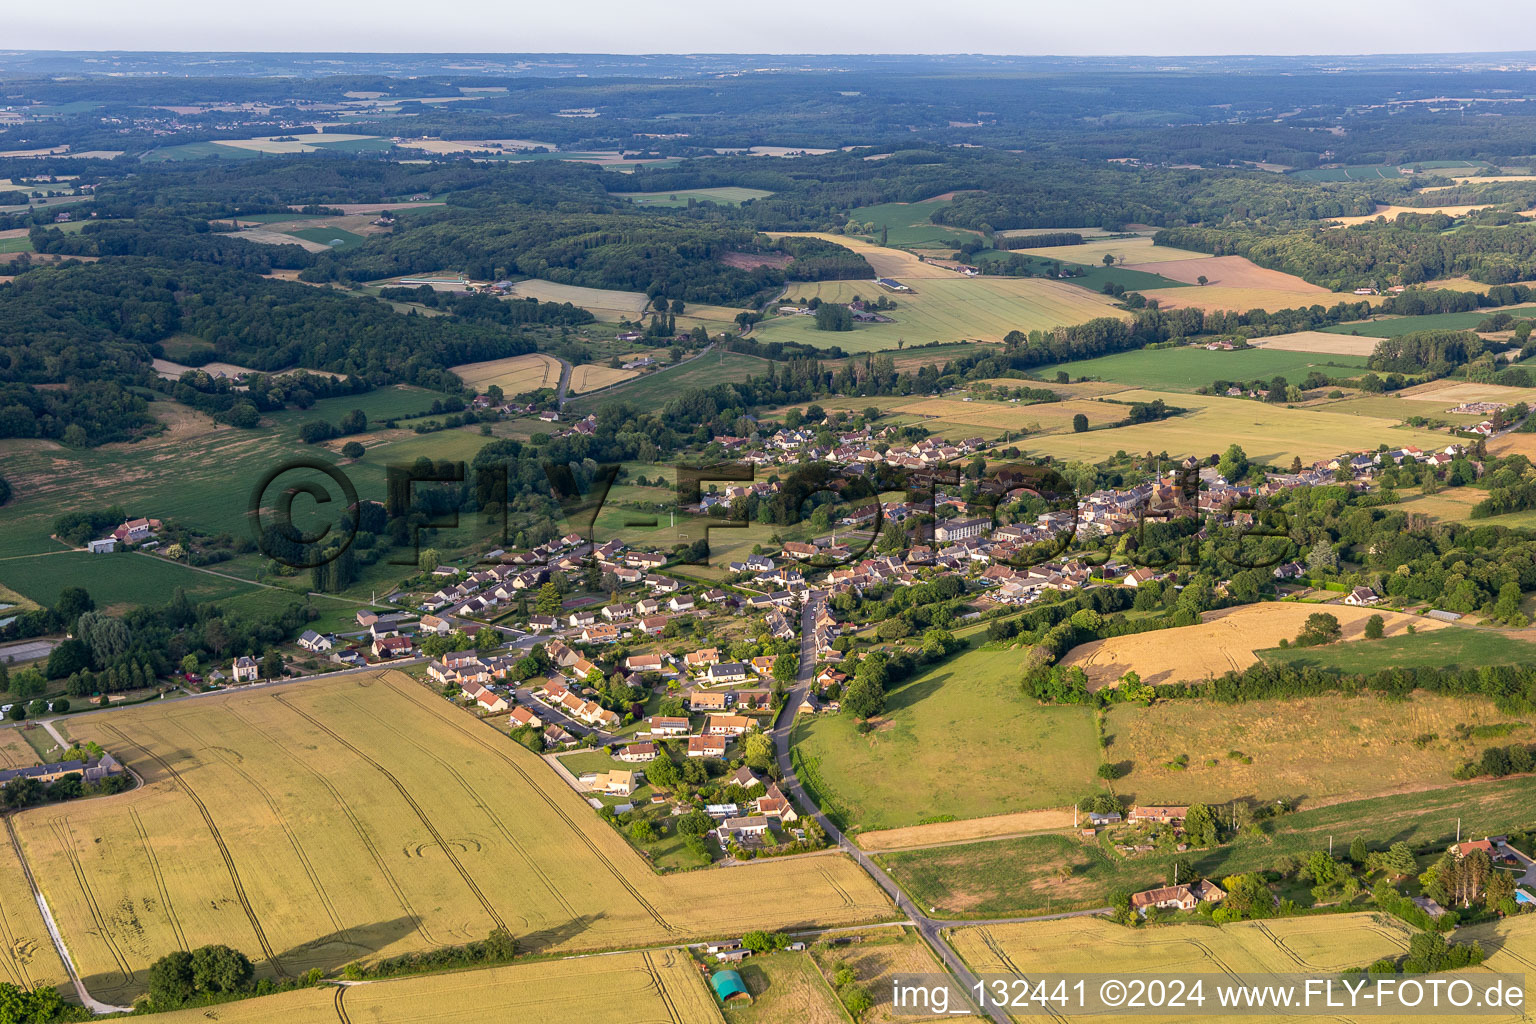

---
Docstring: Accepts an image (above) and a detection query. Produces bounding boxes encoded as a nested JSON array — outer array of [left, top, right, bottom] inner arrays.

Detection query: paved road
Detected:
[[553, 355, 574, 409], [770, 590, 1020, 1024]]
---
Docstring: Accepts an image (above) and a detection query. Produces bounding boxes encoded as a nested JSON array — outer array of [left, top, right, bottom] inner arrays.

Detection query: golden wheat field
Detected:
[[949, 915, 1418, 1023], [568, 364, 641, 393], [141, 948, 722, 1024], [1398, 379, 1536, 405], [1061, 603, 1444, 688], [1126, 255, 1329, 296], [12, 672, 890, 1005], [449, 353, 563, 393], [855, 809, 1075, 853], [0, 828, 68, 995], [1106, 692, 1536, 805], [1246, 330, 1384, 356]]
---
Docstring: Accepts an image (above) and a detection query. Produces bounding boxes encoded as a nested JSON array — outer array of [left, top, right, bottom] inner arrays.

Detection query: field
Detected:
[[1248, 330, 1385, 356], [1016, 236, 1212, 266], [1330, 202, 1534, 227], [145, 948, 722, 1024], [724, 951, 843, 1024], [1060, 603, 1444, 688], [854, 810, 1076, 853], [284, 226, 367, 250], [759, 277, 1127, 352], [879, 773, 1536, 918], [1322, 306, 1536, 337], [792, 641, 1101, 833], [846, 198, 974, 248], [1291, 164, 1405, 181], [1397, 378, 1536, 405], [1046, 347, 1367, 392], [813, 928, 951, 1024], [610, 186, 774, 207], [568, 363, 641, 394], [450, 353, 564, 393], [0, 830, 68, 997], [1141, 285, 1370, 316], [837, 394, 1124, 438], [1019, 388, 1441, 466], [567, 351, 770, 413], [1105, 691, 1536, 806], [1260, 624, 1536, 673], [11, 671, 891, 1004], [766, 232, 957, 280], [502, 279, 652, 319], [0, 550, 265, 612]]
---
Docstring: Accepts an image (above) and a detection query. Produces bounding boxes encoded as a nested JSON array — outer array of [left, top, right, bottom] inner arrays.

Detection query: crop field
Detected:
[[1105, 691, 1536, 806], [854, 810, 1076, 853], [450, 353, 564, 393], [1397, 378, 1536, 405], [11, 672, 889, 1004], [1141, 285, 1371, 316], [1322, 306, 1536, 337], [1314, 393, 1488, 425], [1331, 202, 1519, 226], [862, 395, 1123, 435], [1291, 164, 1404, 181], [1260, 624, 1536, 673], [1022, 387, 1441, 465], [759, 277, 1126, 351], [1128, 254, 1329, 295], [1015, 236, 1212, 265], [0, 829, 67, 995], [502, 279, 652, 316], [1046, 347, 1368, 391], [568, 363, 641, 393], [567, 351, 770, 413], [1248, 330, 1385, 356], [882, 773, 1536, 918], [146, 948, 722, 1024], [610, 186, 774, 206], [215, 133, 386, 155], [1061, 603, 1444, 688], [0, 550, 265, 612], [766, 232, 956, 279], [792, 641, 1101, 833], [724, 951, 843, 1024]]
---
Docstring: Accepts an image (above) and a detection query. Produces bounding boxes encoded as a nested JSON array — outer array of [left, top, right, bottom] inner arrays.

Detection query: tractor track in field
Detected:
[[129, 807, 187, 952], [100, 723, 285, 976]]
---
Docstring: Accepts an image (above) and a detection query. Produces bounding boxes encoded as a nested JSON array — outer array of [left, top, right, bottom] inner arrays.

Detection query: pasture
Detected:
[[566, 351, 770, 413], [846, 198, 974, 248], [450, 353, 564, 393], [610, 186, 774, 206], [1019, 388, 1443, 465], [1259, 624, 1536, 673], [1105, 691, 1536, 806], [0, 550, 266, 612], [568, 364, 641, 394], [950, 915, 1416, 992], [284, 226, 367, 250], [1060, 603, 1444, 689], [724, 951, 843, 1024], [1248, 330, 1384, 357], [759, 277, 1126, 352], [880, 774, 1536, 918], [1322, 306, 1536, 337], [13, 671, 891, 1004], [145, 948, 721, 1024], [792, 641, 1101, 833], [1046, 346, 1368, 392], [1014, 236, 1212, 266]]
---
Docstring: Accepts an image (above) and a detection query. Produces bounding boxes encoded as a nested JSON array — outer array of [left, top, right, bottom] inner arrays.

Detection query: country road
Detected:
[[553, 353, 573, 409]]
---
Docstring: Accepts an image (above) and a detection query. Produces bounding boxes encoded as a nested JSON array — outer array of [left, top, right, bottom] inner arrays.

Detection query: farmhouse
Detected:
[[1129, 805, 1188, 825], [1130, 880, 1225, 913], [231, 656, 258, 683]]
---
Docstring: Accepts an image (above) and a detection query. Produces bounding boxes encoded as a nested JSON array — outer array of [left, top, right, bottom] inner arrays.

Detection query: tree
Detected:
[[341, 440, 365, 459], [1364, 614, 1384, 639], [418, 548, 441, 573], [1349, 836, 1369, 865], [1197, 275, 1209, 286], [77, 611, 130, 669], [5, 703, 24, 722], [1184, 803, 1218, 847], [1217, 444, 1249, 482], [190, 944, 255, 996], [473, 627, 502, 653], [0, 981, 76, 1023], [260, 649, 284, 679], [842, 675, 886, 719], [627, 820, 656, 843], [1072, 413, 1089, 433], [147, 950, 196, 1008], [1102, 253, 1115, 266], [45, 638, 89, 679], [742, 732, 774, 771], [1295, 612, 1342, 647], [677, 809, 714, 835], [1305, 538, 1338, 573], [536, 583, 562, 615]]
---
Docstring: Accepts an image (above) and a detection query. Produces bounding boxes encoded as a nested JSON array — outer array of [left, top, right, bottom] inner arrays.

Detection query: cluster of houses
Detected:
[[87, 516, 164, 554], [0, 752, 125, 787]]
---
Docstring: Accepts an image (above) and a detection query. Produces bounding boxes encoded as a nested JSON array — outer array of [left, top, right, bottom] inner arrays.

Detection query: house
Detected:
[[1129, 805, 1188, 825], [625, 653, 666, 672], [719, 816, 771, 839], [591, 770, 638, 796], [509, 705, 543, 729], [296, 630, 333, 653], [703, 714, 752, 737], [474, 689, 509, 713], [733, 689, 771, 710], [568, 609, 598, 628], [231, 656, 259, 683], [1124, 567, 1158, 587], [728, 766, 763, 790], [111, 517, 162, 544], [372, 636, 414, 659], [704, 662, 749, 685], [526, 614, 559, 632], [749, 656, 778, 678], [1088, 811, 1123, 827], [933, 517, 989, 543], [667, 594, 696, 613], [685, 648, 721, 670], [687, 735, 728, 758], [1451, 839, 1496, 859], [618, 742, 657, 762], [797, 694, 823, 715], [639, 614, 669, 635], [418, 614, 451, 635], [1344, 586, 1380, 607], [0, 753, 123, 787], [581, 623, 621, 644], [648, 716, 690, 736], [755, 782, 798, 822], [689, 691, 731, 712], [1130, 880, 1224, 913]]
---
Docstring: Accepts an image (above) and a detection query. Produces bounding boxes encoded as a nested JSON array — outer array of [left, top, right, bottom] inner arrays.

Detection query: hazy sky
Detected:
[[14, 0, 1536, 56]]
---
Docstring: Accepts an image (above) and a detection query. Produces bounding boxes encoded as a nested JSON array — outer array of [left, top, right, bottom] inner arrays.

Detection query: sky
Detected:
[[13, 0, 1536, 57]]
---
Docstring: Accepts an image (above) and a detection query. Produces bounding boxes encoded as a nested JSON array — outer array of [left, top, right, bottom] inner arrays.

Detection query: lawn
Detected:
[[1259, 625, 1536, 673], [792, 640, 1102, 833], [759, 277, 1126, 352], [567, 351, 770, 413], [1321, 305, 1536, 337], [1018, 388, 1442, 466], [1105, 691, 1536, 806], [879, 773, 1536, 918], [17, 670, 891, 1005], [1047, 346, 1368, 392]]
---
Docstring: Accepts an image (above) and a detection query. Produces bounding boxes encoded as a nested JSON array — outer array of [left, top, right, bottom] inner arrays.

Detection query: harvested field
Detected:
[[1140, 285, 1370, 315], [766, 232, 954, 279], [1330, 202, 1515, 226], [855, 809, 1074, 853], [146, 948, 721, 1024], [504, 279, 651, 316], [450, 353, 563, 393], [568, 364, 640, 393], [1106, 691, 1536, 806], [1061, 603, 1445, 688], [1397, 379, 1536, 405], [1248, 330, 1384, 356], [1122, 254, 1329, 295], [1015, 236, 1212, 265], [151, 357, 268, 380], [298, 202, 446, 215], [216, 133, 382, 155], [886, 396, 1121, 433], [12, 672, 890, 1004]]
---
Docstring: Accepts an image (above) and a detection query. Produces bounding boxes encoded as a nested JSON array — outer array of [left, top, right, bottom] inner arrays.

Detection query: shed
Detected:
[[710, 970, 751, 1003]]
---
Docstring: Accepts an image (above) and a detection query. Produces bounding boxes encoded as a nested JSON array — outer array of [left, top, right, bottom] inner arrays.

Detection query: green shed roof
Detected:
[[711, 969, 751, 1002]]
